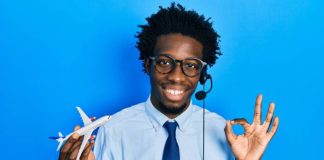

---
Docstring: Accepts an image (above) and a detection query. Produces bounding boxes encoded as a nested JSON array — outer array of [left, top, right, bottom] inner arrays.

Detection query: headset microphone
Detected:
[[195, 74, 213, 100]]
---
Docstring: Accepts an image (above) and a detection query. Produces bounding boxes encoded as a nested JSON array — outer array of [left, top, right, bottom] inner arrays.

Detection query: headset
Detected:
[[195, 66, 213, 160], [195, 67, 213, 100]]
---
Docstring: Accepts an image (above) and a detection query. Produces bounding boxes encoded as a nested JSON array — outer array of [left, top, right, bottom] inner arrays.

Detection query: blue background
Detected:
[[1, 0, 323, 159]]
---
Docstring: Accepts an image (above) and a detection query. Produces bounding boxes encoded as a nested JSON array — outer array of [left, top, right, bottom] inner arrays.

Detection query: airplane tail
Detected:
[[49, 132, 65, 151]]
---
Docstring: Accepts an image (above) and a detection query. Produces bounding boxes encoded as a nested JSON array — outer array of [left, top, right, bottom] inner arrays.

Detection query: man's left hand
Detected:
[[225, 94, 279, 160]]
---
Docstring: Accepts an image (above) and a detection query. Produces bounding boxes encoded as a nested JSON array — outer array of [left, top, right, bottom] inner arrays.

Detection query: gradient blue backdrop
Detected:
[[1, 0, 323, 159]]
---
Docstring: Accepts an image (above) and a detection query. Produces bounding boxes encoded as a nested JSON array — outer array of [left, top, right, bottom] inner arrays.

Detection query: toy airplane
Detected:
[[50, 106, 111, 160]]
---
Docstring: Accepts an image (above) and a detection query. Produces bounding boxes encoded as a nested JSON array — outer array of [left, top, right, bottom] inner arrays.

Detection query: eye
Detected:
[[183, 61, 200, 70], [186, 63, 197, 68], [156, 59, 172, 66]]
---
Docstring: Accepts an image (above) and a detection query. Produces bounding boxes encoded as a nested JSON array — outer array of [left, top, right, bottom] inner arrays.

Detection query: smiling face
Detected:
[[145, 33, 203, 119]]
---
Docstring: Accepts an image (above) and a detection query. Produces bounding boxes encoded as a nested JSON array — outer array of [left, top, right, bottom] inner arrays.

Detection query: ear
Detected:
[[144, 58, 151, 74]]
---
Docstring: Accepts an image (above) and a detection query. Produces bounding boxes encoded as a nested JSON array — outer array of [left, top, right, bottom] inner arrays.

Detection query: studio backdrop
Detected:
[[0, 0, 323, 159]]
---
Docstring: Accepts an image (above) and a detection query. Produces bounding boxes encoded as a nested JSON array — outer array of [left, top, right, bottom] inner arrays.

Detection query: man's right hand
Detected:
[[59, 125, 96, 160]]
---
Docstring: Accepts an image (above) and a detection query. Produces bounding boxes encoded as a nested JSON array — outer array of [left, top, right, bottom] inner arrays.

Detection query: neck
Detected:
[[150, 97, 189, 119], [157, 103, 188, 119], [164, 112, 180, 119]]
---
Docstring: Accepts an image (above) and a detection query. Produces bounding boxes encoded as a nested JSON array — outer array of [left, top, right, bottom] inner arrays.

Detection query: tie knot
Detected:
[[164, 121, 178, 136]]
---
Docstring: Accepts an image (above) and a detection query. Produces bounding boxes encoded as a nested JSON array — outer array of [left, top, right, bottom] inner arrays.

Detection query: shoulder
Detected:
[[99, 102, 149, 132], [94, 103, 147, 159], [111, 102, 146, 121], [191, 104, 227, 124], [189, 105, 230, 152], [190, 104, 227, 133]]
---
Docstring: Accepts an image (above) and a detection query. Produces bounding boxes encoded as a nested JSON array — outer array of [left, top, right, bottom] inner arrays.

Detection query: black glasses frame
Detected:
[[149, 54, 207, 77]]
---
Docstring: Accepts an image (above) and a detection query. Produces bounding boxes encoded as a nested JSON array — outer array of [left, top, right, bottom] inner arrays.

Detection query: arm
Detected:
[[225, 94, 279, 160]]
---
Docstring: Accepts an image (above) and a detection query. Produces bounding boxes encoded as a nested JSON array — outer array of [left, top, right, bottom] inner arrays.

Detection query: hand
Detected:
[[225, 94, 279, 160], [59, 125, 96, 160]]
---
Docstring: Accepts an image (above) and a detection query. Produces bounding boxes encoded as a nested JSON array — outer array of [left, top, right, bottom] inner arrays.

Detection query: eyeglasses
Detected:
[[149, 54, 207, 77]]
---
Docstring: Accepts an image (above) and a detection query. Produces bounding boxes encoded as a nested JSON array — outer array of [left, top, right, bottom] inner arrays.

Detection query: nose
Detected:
[[167, 63, 186, 83]]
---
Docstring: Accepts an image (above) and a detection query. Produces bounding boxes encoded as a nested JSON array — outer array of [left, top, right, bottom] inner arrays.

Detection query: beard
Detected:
[[157, 100, 188, 116]]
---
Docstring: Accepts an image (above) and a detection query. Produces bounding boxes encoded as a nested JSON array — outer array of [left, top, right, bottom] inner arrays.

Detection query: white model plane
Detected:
[[50, 106, 111, 160]]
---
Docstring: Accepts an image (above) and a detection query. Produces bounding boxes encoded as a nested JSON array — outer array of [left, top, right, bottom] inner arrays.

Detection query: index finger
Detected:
[[232, 118, 252, 136], [253, 94, 263, 125], [81, 140, 95, 160], [59, 125, 81, 160]]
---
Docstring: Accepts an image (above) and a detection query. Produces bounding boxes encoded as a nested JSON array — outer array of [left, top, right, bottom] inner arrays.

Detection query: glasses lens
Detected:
[[154, 55, 174, 74], [182, 59, 203, 77]]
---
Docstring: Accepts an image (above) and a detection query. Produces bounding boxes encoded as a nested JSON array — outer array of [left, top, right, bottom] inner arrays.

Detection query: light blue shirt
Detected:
[[94, 96, 234, 160]]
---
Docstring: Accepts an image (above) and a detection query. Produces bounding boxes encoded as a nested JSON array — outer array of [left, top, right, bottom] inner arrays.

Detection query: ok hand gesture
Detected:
[[225, 95, 279, 160]]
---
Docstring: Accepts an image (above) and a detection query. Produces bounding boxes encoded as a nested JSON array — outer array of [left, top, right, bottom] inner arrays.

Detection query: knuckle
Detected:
[[60, 148, 69, 154], [69, 155, 76, 160], [68, 138, 77, 143]]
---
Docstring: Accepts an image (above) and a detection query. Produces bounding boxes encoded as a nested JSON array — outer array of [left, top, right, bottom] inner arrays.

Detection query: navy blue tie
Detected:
[[162, 121, 180, 160]]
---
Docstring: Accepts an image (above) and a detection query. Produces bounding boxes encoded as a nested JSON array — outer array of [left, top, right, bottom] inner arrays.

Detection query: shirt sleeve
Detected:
[[94, 125, 114, 160]]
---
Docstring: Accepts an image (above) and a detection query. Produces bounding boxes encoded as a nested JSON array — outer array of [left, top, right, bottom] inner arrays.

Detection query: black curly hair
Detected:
[[135, 3, 221, 72]]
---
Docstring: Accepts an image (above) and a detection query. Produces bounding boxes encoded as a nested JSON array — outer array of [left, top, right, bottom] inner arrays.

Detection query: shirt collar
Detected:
[[144, 95, 193, 132]]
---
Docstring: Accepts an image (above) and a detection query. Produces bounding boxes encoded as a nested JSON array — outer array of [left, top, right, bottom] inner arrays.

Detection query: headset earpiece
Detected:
[[199, 66, 207, 85], [196, 67, 213, 100]]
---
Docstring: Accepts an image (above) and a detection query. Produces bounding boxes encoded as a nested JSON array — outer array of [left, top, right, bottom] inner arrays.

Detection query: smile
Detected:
[[166, 89, 184, 95]]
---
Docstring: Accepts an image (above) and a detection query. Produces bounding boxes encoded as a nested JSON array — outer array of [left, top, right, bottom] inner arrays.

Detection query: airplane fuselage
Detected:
[[76, 115, 111, 135], [62, 115, 111, 141]]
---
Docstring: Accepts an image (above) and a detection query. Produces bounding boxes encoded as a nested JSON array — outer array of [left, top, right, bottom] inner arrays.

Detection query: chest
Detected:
[[115, 126, 229, 160]]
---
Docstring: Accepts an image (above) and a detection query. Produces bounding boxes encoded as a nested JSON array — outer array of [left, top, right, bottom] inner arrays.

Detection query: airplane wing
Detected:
[[76, 106, 92, 125], [76, 130, 94, 160]]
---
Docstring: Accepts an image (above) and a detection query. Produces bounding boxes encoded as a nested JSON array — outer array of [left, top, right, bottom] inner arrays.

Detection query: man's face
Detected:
[[145, 33, 203, 118]]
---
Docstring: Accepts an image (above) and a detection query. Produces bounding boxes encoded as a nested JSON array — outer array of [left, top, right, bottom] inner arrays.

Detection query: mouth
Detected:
[[165, 89, 184, 95], [162, 86, 186, 102]]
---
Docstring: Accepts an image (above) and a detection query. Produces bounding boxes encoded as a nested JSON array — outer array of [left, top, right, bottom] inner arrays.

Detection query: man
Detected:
[[58, 3, 279, 160]]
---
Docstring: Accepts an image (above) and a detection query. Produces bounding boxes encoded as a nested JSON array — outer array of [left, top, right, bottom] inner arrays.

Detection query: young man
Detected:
[[59, 3, 279, 160]]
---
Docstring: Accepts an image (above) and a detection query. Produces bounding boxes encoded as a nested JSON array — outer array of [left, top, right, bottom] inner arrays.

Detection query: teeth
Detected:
[[166, 89, 184, 95]]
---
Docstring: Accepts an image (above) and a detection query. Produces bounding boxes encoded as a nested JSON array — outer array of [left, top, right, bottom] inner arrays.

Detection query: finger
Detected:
[[81, 140, 95, 160], [263, 103, 275, 129], [59, 125, 81, 160], [232, 118, 250, 129], [68, 130, 83, 153], [224, 120, 237, 144], [68, 137, 84, 160], [70, 136, 83, 152], [231, 118, 251, 136], [253, 94, 263, 125], [88, 151, 95, 160], [267, 117, 279, 139], [64, 136, 82, 160]]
